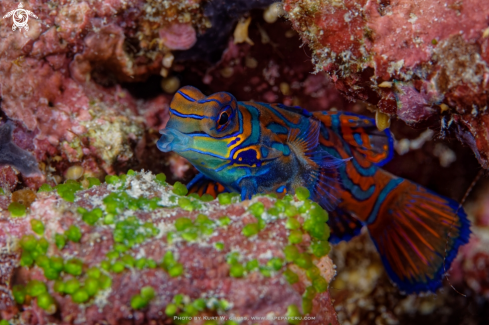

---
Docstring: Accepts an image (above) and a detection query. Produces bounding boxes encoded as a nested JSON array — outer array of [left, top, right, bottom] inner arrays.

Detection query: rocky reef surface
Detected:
[[0, 0, 199, 191], [284, 0, 489, 168], [0, 171, 338, 324]]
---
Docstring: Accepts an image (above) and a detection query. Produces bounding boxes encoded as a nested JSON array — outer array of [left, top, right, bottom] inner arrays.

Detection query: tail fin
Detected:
[[366, 179, 471, 294]]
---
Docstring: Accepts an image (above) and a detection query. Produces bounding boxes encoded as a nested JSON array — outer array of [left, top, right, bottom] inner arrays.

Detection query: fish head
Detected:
[[157, 86, 242, 179]]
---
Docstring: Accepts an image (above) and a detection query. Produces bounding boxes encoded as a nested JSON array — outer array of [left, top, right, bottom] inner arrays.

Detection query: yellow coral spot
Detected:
[[38, 162, 46, 173], [12, 189, 37, 208], [160, 67, 169, 78], [285, 30, 296, 38], [65, 165, 84, 180], [245, 57, 258, 69], [12, 56, 25, 67], [378, 81, 393, 88], [53, 175, 63, 184], [162, 53, 174, 68], [292, 97, 301, 107], [375, 110, 391, 131], [81, 178, 89, 189], [234, 17, 254, 45], [440, 103, 449, 112]]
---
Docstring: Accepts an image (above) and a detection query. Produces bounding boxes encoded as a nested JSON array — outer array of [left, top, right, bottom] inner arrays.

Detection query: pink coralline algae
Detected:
[[159, 23, 197, 51], [0, 172, 339, 325], [0, 0, 207, 190], [284, 0, 489, 168]]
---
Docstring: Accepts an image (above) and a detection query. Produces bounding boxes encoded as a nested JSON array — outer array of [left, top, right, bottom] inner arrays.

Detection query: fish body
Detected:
[[158, 86, 471, 294]]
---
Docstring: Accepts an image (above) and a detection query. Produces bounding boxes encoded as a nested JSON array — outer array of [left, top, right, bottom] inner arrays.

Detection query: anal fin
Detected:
[[328, 207, 364, 244]]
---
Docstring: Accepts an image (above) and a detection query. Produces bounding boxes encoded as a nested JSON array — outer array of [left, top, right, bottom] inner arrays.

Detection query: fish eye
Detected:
[[218, 112, 228, 125], [217, 106, 232, 131]]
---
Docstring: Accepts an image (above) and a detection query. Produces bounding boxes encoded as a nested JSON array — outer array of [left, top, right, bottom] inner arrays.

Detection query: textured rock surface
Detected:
[[284, 0, 489, 168], [0, 171, 338, 324], [0, 0, 208, 191]]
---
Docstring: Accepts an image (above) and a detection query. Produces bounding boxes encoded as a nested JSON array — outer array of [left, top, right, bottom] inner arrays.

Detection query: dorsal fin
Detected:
[[313, 111, 394, 166], [270, 103, 313, 118]]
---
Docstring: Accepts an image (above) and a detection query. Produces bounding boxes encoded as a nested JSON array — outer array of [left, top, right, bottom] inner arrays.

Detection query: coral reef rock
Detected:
[[0, 0, 208, 190], [0, 171, 338, 325], [178, 0, 277, 63], [284, 0, 489, 168]]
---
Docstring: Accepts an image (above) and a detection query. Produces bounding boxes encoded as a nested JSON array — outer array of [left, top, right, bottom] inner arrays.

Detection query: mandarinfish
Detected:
[[157, 85, 470, 294]]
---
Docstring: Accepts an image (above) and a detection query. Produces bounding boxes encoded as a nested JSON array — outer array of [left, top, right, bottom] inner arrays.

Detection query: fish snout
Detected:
[[157, 128, 193, 153]]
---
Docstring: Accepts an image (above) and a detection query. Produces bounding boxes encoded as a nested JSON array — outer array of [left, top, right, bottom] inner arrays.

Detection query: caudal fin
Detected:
[[366, 179, 471, 294]]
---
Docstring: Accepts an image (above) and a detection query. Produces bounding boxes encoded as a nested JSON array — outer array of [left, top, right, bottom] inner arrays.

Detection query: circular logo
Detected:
[[3, 3, 38, 32]]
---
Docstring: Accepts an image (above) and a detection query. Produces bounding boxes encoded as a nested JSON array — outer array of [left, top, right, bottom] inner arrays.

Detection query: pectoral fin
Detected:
[[287, 119, 321, 155], [287, 119, 348, 211]]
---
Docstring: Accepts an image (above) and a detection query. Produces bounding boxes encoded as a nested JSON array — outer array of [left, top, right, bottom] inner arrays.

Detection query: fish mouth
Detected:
[[157, 128, 193, 153]]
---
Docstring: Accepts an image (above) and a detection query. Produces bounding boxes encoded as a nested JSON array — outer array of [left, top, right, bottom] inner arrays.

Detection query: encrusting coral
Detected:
[[0, 0, 210, 192], [284, 0, 489, 168], [0, 171, 338, 325]]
